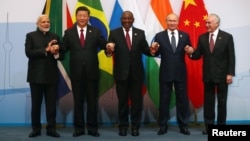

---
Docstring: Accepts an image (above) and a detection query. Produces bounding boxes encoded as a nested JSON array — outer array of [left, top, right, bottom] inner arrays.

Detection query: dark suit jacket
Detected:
[[154, 30, 191, 82], [25, 30, 63, 84], [190, 30, 235, 83], [62, 24, 107, 81], [108, 27, 152, 81]]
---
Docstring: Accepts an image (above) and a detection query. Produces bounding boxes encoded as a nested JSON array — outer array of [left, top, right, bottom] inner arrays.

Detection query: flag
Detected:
[[109, 0, 123, 30], [43, 0, 62, 38], [144, 0, 175, 109], [42, 0, 71, 100], [76, 0, 114, 97], [178, 0, 207, 108]]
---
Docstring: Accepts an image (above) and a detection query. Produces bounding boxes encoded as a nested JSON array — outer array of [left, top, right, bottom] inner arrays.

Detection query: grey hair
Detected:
[[37, 14, 49, 23], [209, 13, 220, 26]]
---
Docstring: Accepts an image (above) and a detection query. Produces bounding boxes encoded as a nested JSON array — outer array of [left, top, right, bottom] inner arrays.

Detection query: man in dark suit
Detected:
[[61, 6, 107, 137], [106, 11, 157, 136], [154, 13, 191, 136], [185, 13, 235, 134], [25, 14, 63, 138]]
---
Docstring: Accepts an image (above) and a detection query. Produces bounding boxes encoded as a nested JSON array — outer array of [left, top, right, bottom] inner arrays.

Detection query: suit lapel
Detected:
[[175, 31, 183, 52], [204, 33, 210, 53], [119, 28, 130, 50], [213, 30, 222, 52], [84, 26, 90, 46], [73, 25, 82, 47], [131, 28, 136, 49]]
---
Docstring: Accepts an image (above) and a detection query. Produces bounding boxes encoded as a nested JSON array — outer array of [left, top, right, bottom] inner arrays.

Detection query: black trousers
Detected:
[[71, 64, 99, 132], [203, 81, 228, 127], [30, 83, 57, 131], [115, 78, 143, 130]]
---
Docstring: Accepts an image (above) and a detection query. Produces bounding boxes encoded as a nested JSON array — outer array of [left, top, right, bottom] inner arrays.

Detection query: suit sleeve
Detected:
[[227, 34, 235, 76]]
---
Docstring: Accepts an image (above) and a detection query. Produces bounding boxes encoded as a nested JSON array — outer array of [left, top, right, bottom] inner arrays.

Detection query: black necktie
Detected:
[[209, 34, 214, 52], [125, 30, 131, 50], [171, 31, 176, 52], [80, 29, 85, 47]]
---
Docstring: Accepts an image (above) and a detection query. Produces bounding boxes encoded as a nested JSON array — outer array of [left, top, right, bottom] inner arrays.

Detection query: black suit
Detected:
[[108, 27, 152, 130], [190, 30, 235, 127], [154, 29, 191, 129], [25, 29, 63, 132], [62, 24, 107, 132]]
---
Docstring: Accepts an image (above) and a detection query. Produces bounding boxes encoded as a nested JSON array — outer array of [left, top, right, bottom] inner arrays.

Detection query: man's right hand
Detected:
[[184, 45, 194, 55]]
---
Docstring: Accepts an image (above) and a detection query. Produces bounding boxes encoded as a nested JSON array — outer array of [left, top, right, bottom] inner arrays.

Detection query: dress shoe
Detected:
[[46, 130, 60, 137], [73, 130, 85, 137], [131, 129, 139, 136], [88, 130, 100, 137], [119, 129, 127, 136], [202, 129, 208, 135], [157, 126, 168, 135], [28, 131, 41, 137], [180, 128, 191, 135]]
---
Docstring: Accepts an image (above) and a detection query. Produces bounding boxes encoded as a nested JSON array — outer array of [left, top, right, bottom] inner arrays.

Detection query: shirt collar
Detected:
[[123, 27, 132, 32], [168, 29, 177, 35], [77, 26, 87, 32], [210, 28, 219, 37]]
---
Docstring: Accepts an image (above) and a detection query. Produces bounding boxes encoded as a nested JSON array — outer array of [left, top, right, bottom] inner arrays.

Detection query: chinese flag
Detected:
[[179, 0, 208, 108]]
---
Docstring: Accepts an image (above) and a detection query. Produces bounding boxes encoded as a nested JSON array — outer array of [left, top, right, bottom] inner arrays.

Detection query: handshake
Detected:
[[150, 42, 160, 56], [46, 39, 59, 55], [184, 45, 194, 55], [105, 42, 115, 57]]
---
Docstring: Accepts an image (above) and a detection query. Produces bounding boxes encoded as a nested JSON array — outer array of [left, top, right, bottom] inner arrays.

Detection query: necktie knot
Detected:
[[171, 31, 175, 35]]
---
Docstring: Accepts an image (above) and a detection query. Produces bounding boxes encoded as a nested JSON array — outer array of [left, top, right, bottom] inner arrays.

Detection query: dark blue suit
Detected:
[[155, 29, 191, 129]]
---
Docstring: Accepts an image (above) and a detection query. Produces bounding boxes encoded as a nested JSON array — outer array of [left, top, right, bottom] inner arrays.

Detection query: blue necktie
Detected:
[[171, 31, 176, 52]]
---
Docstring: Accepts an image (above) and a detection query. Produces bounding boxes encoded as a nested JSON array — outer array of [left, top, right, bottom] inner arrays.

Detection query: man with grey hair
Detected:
[[185, 13, 235, 134], [25, 14, 63, 138]]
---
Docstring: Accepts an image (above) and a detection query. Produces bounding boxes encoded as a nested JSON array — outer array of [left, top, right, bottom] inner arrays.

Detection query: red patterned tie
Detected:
[[209, 34, 214, 52], [125, 30, 131, 50], [80, 29, 85, 47]]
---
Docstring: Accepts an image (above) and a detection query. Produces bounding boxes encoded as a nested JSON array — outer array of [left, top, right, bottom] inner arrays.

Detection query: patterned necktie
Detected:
[[171, 31, 176, 52], [209, 34, 214, 52], [80, 29, 85, 47], [125, 30, 132, 50]]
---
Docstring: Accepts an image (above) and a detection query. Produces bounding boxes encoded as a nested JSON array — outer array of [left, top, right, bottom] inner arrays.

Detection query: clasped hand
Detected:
[[184, 45, 194, 55], [150, 42, 160, 55], [46, 39, 59, 55], [106, 42, 115, 56]]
